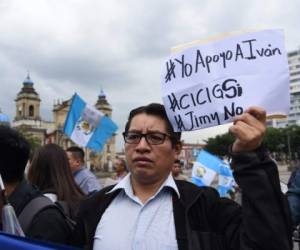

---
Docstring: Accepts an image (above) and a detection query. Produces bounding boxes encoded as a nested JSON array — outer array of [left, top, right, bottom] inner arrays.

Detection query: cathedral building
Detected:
[[94, 90, 117, 172], [15, 74, 41, 121], [12, 74, 117, 172], [13, 74, 54, 144]]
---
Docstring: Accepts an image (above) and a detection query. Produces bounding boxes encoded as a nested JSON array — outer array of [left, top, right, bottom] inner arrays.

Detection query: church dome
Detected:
[[98, 89, 106, 98], [23, 73, 34, 87], [17, 73, 39, 97], [95, 88, 112, 115], [96, 89, 110, 107]]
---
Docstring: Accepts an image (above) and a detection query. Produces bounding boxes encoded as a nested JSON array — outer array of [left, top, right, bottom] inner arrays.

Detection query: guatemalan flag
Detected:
[[217, 162, 235, 197], [191, 150, 222, 187], [63, 93, 118, 152]]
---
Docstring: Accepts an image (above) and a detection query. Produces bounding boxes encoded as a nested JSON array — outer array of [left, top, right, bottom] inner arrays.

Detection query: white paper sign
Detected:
[[161, 29, 290, 132]]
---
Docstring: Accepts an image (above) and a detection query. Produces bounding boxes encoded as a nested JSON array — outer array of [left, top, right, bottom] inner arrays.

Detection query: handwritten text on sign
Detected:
[[161, 29, 290, 132]]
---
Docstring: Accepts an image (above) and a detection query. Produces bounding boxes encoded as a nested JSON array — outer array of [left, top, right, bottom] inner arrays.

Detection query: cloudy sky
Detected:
[[0, 0, 299, 151]]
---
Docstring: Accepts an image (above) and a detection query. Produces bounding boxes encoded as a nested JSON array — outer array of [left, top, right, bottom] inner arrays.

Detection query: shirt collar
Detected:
[[73, 166, 85, 177], [107, 173, 180, 198]]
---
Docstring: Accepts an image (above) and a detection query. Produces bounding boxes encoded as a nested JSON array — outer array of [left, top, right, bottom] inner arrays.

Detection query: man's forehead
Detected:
[[129, 113, 167, 131]]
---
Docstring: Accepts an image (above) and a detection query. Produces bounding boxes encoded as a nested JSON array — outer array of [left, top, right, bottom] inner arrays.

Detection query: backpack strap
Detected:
[[55, 201, 71, 218], [55, 200, 77, 231], [18, 196, 54, 233]]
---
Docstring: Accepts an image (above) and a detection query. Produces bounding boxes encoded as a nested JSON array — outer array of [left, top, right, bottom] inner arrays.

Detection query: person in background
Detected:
[[104, 158, 128, 187], [72, 103, 292, 250], [0, 125, 71, 244], [113, 158, 128, 182], [27, 144, 85, 220], [172, 159, 189, 181], [287, 168, 300, 226], [66, 146, 102, 195]]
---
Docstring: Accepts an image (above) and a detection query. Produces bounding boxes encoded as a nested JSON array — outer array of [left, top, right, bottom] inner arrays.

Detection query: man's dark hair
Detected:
[[0, 125, 30, 183], [66, 146, 85, 162], [124, 103, 181, 147], [174, 159, 181, 165]]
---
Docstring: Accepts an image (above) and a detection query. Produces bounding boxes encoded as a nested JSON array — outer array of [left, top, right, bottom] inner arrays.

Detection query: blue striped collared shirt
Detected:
[[93, 173, 179, 250]]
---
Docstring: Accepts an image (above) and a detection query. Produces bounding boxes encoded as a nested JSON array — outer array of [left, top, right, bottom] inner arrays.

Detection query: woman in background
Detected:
[[27, 143, 85, 219]]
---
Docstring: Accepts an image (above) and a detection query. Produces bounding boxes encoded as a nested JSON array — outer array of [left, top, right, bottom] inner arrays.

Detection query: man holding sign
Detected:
[[72, 103, 292, 250]]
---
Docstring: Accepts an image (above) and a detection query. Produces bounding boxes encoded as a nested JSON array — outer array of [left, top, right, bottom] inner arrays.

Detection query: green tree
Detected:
[[283, 125, 300, 160], [203, 125, 300, 162], [204, 132, 234, 158], [263, 127, 286, 153], [15, 127, 42, 153]]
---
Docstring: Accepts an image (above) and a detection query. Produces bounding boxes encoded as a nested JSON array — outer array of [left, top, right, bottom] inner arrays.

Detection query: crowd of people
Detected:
[[0, 103, 296, 249]]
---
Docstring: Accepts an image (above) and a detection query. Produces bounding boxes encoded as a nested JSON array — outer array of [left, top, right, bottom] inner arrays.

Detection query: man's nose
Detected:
[[135, 136, 151, 152]]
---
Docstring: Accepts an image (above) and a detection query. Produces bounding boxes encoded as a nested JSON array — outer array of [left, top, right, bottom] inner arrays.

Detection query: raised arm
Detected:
[[227, 106, 292, 249]]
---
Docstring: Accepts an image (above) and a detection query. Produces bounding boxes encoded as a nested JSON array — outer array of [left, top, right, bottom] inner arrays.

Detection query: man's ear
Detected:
[[76, 159, 82, 166]]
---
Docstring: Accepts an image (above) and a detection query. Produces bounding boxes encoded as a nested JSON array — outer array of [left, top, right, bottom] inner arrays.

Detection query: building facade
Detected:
[[288, 49, 300, 125], [94, 90, 117, 172], [179, 142, 205, 168], [12, 74, 116, 172], [13, 74, 54, 144], [267, 48, 300, 128]]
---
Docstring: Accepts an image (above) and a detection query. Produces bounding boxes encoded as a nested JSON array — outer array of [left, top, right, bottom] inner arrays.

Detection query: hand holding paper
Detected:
[[229, 106, 266, 152]]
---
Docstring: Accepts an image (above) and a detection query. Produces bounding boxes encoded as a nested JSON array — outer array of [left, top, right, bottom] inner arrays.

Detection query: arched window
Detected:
[[18, 105, 22, 116], [29, 105, 34, 117]]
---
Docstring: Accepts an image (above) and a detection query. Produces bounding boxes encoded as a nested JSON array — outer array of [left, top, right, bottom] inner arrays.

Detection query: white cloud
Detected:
[[0, 0, 299, 151]]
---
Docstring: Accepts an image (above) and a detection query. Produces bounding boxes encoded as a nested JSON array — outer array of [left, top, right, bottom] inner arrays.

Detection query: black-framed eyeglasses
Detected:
[[122, 131, 171, 145]]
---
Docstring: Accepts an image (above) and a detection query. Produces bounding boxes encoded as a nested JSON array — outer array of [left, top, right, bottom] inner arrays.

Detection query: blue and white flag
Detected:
[[63, 94, 118, 152], [192, 148, 201, 157], [191, 150, 222, 187], [217, 162, 234, 197]]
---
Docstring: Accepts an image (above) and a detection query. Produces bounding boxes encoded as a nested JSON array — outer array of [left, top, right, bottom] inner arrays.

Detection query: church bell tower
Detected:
[[15, 73, 41, 121]]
